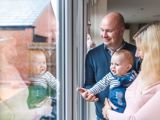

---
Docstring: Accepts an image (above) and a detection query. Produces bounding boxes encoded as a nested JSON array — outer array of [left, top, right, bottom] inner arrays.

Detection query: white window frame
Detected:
[[53, 0, 89, 120]]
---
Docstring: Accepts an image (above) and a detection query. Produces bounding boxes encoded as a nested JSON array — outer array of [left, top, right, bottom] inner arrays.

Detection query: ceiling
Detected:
[[107, 0, 160, 24]]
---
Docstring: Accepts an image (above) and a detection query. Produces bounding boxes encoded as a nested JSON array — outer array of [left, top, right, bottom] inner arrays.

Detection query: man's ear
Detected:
[[119, 26, 125, 37]]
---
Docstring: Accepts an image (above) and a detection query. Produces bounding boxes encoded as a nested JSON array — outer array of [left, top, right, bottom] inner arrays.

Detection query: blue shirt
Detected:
[[84, 42, 140, 119]]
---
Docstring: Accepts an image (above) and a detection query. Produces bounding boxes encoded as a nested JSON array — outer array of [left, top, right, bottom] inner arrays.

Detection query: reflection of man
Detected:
[[87, 34, 96, 51], [80, 12, 139, 120]]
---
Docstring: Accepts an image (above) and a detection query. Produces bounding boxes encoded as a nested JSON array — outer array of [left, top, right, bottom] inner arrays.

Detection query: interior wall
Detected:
[[129, 23, 139, 44], [88, 0, 142, 47], [87, 1, 108, 120], [88, 0, 107, 46]]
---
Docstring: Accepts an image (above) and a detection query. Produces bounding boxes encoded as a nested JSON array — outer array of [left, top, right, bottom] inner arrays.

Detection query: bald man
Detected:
[[79, 12, 140, 120]]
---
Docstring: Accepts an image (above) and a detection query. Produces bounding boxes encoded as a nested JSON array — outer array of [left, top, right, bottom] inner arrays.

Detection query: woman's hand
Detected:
[[102, 98, 111, 119], [102, 98, 118, 119], [77, 87, 98, 102]]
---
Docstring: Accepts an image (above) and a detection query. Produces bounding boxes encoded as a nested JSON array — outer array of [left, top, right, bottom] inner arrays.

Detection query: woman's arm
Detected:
[[108, 91, 160, 120]]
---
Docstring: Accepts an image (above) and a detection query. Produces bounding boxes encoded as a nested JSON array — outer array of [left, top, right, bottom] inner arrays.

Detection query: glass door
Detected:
[[0, 0, 57, 120]]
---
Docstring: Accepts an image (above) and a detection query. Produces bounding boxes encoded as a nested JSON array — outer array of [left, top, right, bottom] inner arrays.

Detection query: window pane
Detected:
[[0, 0, 57, 120]]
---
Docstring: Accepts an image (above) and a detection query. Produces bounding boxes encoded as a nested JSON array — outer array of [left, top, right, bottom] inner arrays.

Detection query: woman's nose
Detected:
[[135, 50, 140, 57]]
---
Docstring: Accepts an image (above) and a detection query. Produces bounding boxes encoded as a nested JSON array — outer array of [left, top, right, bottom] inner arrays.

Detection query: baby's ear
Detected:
[[127, 64, 132, 70]]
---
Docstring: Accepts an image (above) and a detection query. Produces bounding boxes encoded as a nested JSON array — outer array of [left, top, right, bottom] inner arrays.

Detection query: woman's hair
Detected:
[[133, 21, 160, 83]]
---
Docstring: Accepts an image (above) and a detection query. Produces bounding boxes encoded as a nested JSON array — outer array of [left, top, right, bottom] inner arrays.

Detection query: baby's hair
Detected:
[[113, 50, 134, 65], [29, 49, 46, 60]]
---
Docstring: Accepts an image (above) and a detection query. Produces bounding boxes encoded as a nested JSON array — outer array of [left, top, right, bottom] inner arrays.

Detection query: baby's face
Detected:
[[30, 54, 47, 75], [110, 55, 132, 76]]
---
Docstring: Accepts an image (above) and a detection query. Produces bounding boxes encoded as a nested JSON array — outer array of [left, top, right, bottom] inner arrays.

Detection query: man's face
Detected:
[[100, 17, 124, 49]]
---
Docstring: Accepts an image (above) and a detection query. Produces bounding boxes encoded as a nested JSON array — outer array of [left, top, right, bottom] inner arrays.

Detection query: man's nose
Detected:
[[102, 31, 108, 37]]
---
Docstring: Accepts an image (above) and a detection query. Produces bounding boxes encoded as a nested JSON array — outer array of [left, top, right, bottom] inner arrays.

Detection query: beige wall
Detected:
[[89, 0, 108, 45], [87, 1, 108, 120]]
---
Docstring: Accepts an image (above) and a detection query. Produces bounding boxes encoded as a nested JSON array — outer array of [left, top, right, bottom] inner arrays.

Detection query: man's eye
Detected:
[[108, 30, 113, 32], [100, 28, 104, 31]]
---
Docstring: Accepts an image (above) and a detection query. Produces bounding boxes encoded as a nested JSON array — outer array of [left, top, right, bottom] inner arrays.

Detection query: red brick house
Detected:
[[0, 0, 57, 81]]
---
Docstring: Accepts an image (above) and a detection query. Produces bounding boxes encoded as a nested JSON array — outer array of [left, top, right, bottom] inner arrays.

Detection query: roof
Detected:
[[0, 0, 50, 27]]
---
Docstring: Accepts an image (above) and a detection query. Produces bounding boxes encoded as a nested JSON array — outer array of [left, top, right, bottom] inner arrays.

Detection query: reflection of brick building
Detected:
[[0, 0, 56, 82]]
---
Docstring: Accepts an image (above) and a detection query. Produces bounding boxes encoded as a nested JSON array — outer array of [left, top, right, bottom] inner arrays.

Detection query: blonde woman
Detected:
[[102, 21, 160, 120], [0, 36, 52, 120]]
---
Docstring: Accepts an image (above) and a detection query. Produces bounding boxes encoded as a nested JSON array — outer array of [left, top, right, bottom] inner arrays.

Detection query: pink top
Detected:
[[108, 75, 160, 120]]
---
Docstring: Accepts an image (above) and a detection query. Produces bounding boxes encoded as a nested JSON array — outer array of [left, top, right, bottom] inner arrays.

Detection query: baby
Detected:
[[27, 50, 57, 109], [78, 49, 137, 113]]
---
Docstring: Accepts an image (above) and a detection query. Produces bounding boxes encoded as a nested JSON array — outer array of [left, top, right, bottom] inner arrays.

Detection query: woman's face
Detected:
[[1, 39, 18, 61], [135, 40, 144, 59]]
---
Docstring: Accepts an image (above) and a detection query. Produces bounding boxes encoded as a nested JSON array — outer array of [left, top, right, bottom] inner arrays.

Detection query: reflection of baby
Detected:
[[27, 50, 57, 109], [79, 50, 137, 113]]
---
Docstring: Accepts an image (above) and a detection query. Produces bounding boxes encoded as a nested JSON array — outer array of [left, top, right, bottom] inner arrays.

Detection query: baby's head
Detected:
[[110, 50, 133, 76], [29, 50, 47, 76]]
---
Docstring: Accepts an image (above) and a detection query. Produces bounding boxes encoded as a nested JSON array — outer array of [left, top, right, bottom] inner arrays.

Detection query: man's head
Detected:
[[110, 50, 133, 76], [29, 50, 47, 76], [100, 12, 125, 50]]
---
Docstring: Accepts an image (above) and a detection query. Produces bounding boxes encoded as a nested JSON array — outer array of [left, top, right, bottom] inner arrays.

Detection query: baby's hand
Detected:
[[77, 87, 88, 98], [77, 87, 98, 102]]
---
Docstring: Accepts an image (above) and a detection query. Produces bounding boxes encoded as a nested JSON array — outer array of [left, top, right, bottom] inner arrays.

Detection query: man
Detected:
[[79, 12, 140, 120]]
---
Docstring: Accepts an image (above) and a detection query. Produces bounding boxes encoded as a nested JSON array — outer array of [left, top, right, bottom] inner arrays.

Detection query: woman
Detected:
[[0, 36, 51, 120], [102, 21, 160, 120]]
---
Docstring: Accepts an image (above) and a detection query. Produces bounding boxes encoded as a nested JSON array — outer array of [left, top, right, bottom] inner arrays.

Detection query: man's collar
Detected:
[[104, 41, 126, 55]]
